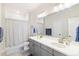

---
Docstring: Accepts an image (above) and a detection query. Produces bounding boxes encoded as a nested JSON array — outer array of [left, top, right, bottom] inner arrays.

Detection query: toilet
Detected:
[[2, 42, 30, 56]]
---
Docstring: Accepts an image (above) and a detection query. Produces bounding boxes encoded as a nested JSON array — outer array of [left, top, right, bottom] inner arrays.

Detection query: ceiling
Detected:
[[4, 3, 78, 15], [4, 3, 41, 13], [4, 3, 59, 13]]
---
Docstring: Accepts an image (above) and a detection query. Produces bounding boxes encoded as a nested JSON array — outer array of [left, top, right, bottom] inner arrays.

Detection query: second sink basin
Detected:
[[52, 42, 66, 48]]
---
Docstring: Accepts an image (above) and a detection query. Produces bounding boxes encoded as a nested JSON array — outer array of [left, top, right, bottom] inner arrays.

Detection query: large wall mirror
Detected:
[[43, 3, 79, 41]]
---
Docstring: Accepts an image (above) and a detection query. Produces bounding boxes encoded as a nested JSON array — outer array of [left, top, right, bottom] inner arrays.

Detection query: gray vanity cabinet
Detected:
[[29, 39, 41, 56], [33, 41, 41, 56], [29, 39, 54, 56], [29, 39, 65, 56], [29, 39, 35, 55]]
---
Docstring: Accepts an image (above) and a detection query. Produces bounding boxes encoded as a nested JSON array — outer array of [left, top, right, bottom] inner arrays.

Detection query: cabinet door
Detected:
[[41, 48, 53, 56], [41, 44, 54, 55], [33, 40, 41, 56], [29, 39, 41, 56], [54, 50, 66, 56], [29, 39, 34, 55], [34, 44, 41, 56]]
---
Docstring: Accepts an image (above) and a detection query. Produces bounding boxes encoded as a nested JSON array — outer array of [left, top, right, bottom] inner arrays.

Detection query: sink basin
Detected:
[[52, 42, 66, 48]]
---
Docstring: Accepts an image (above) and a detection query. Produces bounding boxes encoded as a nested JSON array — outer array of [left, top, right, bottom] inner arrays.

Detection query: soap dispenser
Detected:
[[58, 34, 63, 43]]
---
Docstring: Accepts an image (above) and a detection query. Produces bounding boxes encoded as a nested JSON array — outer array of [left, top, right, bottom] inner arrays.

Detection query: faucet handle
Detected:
[[64, 35, 72, 45]]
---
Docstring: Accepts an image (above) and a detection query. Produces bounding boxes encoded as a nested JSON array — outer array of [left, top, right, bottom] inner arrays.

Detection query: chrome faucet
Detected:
[[58, 34, 64, 43], [58, 34, 72, 45], [63, 36, 72, 45]]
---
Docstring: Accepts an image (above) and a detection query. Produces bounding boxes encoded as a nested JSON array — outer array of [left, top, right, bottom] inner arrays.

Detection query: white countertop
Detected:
[[29, 35, 79, 56]]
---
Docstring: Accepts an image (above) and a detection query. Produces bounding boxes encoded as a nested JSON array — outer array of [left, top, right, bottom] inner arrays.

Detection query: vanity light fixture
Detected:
[[37, 11, 47, 18], [37, 3, 78, 18], [63, 3, 78, 8], [53, 3, 78, 13]]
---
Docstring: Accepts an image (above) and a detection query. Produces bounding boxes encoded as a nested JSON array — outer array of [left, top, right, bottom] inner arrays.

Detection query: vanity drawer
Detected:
[[54, 50, 66, 56], [33, 40, 41, 47], [41, 44, 53, 54], [29, 39, 41, 46], [41, 48, 53, 56]]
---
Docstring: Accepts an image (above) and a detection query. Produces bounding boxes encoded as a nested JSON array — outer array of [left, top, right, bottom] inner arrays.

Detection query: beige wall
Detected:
[[0, 4, 6, 52], [0, 4, 1, 26], [68, 17, 79, 41]]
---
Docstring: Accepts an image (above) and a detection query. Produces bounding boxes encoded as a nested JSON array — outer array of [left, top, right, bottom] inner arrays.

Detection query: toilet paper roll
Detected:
[[24, 46, 29, 51], [23, 42, 29, 51]]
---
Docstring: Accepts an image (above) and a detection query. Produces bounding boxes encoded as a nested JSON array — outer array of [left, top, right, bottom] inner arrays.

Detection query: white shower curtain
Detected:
[[5, 19, 28, 47]]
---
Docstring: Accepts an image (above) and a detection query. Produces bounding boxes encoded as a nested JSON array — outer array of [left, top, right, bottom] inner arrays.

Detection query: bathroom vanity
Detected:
[[29, 39, 54, 56], [29, 36, 79, 56], [29, 36, 66, 56]]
